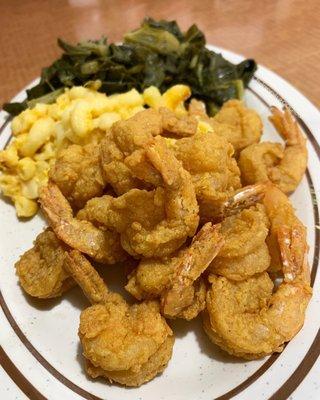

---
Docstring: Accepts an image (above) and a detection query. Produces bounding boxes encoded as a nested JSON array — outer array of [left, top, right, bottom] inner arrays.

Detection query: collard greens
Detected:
[[3, 18, 257, 116]]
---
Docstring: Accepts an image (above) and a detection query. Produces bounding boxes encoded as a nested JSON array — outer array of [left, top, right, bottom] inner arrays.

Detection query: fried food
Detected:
[[174, 130, 241, 222], [204, 187, 312, 359], [204, 226, 311, 359], [64, 250, 174, 387], [159, 107, 198, 137], [210, 243, 271, 281], [210, 100, 263, 152], [263, 184, 307, 274], [100, 108, 162, 195], [49, 143, 105, 209], [239, 107, 307, 193], [126, 223, 224, 320], [161, 223, 223, 319], [208, 182, 268, 223], [79, 136, 199, 258], [217, 204, 269, 258], [11, 84, 312, 382], [188, 99, 208, 119], [209, 200, 270, 280], [40, 183, 126, 264], [15, 228, 74, 298], [100, 107, 198, 198]]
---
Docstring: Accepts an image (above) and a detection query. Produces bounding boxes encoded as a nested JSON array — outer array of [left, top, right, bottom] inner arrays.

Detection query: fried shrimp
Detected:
[[159, 107, 198, 137], [161, 223, 224, 319], [238, 107, 307, 193], [204, 224, 312, 359], [79, 136, 199, 258], [263, 184, 307, 274], [210, 243, 271, 281], [210, 100, 263, 152], [188, 99, 208, 119], [209, 182, 268, 222], [49, 142, 105, 209], [64, 250, 174, 387], [40, 183, 126, 264], [209, 204, 270, 280], [15, 228, 74, 298], [126, 223, 224, 320], [174, 130, 241, 222], [100, 108, 162, 195], [204, 186, 312, 359], [216, 204, 269, 258]]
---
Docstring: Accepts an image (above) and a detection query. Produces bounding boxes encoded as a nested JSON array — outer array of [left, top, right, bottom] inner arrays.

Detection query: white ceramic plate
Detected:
[[0, 46, 319, 400]]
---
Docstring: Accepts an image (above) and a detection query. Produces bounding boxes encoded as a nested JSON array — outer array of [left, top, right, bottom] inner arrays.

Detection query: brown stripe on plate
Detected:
[[214, 353, 281, 400], [268, 329, 320, 400], [0, 116, 12, 148], [0, 345, 47, 400]]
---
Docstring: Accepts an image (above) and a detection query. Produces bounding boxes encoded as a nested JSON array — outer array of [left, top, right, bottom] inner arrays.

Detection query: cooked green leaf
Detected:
[[2, 18, 257, 116]]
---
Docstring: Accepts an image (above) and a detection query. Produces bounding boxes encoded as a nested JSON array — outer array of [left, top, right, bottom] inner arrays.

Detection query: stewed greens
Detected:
[[3, 18, 257, 116]]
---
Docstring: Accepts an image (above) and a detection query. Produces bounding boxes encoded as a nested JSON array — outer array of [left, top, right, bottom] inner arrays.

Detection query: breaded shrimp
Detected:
[[126, 223, 224, 320], [210, 100, 263, 152], [159, 107, 198, 137], [40, 183, 126, 264], [188, 99, 208, 119], [238, 107, 307, 193], [210, 182, 268, 222], [209, 204, 271, 280], [204, 187, 312, 359], [100, 108, 162, 195], [215, 204, 269, 258], [15, 228, 74, 298], [64, 250, 174, 387], [78, 136, 199, 258], [173, 130, 241, 222], [161, 223, 224, 319], [49, 142, 105, 209], [263, 184, 308, 275], [210, 243, 271, 281]]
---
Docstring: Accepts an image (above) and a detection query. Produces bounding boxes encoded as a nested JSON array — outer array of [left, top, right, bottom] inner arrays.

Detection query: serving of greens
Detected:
[[3, 18, 257, 117]]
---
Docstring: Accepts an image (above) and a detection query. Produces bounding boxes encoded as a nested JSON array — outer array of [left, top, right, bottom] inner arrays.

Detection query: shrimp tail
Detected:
[[40, 180, 73, 226], [64, 250, 110, 304], [214, 182, 269, 221], [269, 106, 306, 147], [277, 225, 311, 285], [161, 223, 224, 318]]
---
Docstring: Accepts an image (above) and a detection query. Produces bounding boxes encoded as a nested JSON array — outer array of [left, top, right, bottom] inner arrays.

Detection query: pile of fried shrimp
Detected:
[[14, 89, 312, 387]]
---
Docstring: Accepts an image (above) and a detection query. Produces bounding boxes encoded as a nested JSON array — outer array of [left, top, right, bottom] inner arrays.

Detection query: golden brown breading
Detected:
[[40, 183, 126, 264], [15, 228, 74, 298], [217, 204, 269, 258], [209, 243, 271, 281], [85, 336, 174, 387], [238, 107, 307, 193], [204, 186, 312, 359], [174, 131, 241, 222], [159, 107, 198, 137], [49, 143, 105, 209], [64, 250, 174, 387], [100, 108, 162, 195], [211, 100, 263, 152], [79, 136, 199, 258], [126, 223, 224, 320]]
